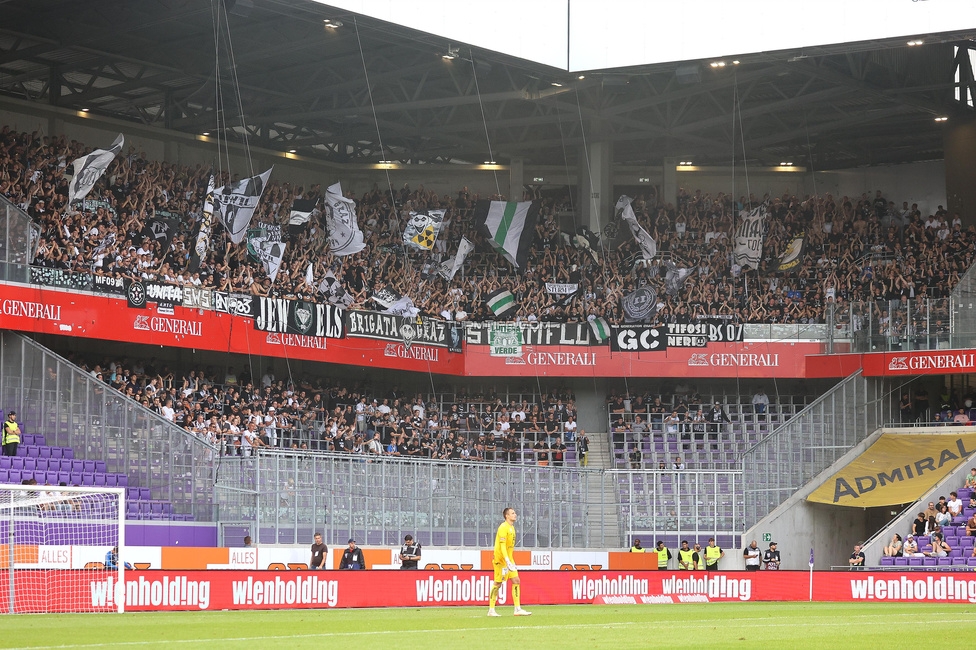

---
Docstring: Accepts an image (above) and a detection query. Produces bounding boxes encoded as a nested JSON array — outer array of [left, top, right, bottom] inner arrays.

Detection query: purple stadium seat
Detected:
[[126, 502, 140, 519], [937, 557, 953, 567], [38, 447, 51, 459], [104, 475, 117, 487], [33, 435, 45, 447], [61, 448, 73, 459], [81, 473, 95, 486], [116, 474, 128, 487], [967, 558, 976, 568], [49, 447, 62, 459], [26, 446, 38, 458], [0, 469, 8, 483], [922, 557, 938, 566], [44, 471, 58, 484], [82, 460, 95, 473], [94, 461, 106, 474], [0, 457, 10, 469], [23, 458, 37, 472], [893, 557, 909, 566], [141, 488, 151, 500], [93, 474, 106, 487], [908, 557, 924, 566], [959, 488, 972, 501], [880, 557, 894, 566], [69, 472, 82, 485], [57, 471, 69, 484], [11, 457, 24, 471]]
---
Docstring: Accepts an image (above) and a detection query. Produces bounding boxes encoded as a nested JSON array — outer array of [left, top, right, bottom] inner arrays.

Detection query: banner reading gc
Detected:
[[807, 433, 976, 506]]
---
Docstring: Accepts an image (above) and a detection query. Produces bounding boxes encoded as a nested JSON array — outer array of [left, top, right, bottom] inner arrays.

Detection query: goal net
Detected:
[[1, 484, 125, 613]]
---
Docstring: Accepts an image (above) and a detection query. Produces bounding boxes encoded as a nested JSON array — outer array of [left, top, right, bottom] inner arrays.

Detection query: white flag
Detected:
[[616, 195, 656, 260], [305, 262, 314, 287], [437, 237, 473, 280], [67, 133, 124, 203], [404, 210, 445, 251], [190, 175, 216, 272], [318, 270, 353, 307], [324, 182, 366, 256], [733, 204, 767, 270], [213, 168, 273, 244], [382, 295, 420, 318], [256, 241, 286, 282]]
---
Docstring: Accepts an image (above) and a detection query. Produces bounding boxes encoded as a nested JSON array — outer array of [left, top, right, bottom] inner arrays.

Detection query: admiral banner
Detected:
[[253, 297, 344, 339], [345, 310, 462, 352], [466, 321, 601, 346], [29, 266, 91, 291], [666, 322, 745, 348]]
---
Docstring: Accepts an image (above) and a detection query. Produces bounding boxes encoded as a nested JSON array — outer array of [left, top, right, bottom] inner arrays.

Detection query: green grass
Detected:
[[4, 603, 976, 649]]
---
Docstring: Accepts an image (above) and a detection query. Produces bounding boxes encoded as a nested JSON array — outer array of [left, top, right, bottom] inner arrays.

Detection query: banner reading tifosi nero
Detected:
[[807, 433, 976, 506]]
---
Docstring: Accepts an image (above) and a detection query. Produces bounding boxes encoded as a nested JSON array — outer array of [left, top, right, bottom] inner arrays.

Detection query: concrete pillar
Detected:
[[662, 157, 678, 209], [579, 139, 612, 234], [509, 157, 524, 201], [944, 114, 976, 226]]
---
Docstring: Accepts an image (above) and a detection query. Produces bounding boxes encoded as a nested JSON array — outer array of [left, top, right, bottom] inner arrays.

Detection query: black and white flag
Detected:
[[665, 260, 695, 297], [256, 241, 286, 282], [621, 286, 659, 322], [616, 195, 657, 260], [371, 286, 401, 309], [145, 215, 180, 254], [317, 270, 354, 307], [382, 295, 420, 318], [288, 198, 318, 236], [189, 175, 216, 273], [67, 133, 124, 203], [733, 204, 767, 270], [777, 232, 805, 272], [213, 167, 273, 244], [325, 182, 366, 256], [437, 237, 473, 280]]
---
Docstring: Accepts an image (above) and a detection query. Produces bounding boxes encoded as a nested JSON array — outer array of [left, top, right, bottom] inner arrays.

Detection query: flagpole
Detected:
[[808, 547, 815, 602]]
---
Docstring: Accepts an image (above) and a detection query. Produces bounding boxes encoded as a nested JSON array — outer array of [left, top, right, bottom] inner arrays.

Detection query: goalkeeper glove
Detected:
[[506, 560, 517, 572]]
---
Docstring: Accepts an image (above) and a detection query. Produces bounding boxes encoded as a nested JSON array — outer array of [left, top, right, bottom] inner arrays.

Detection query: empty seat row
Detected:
[[879, 556, 976, 567], [125, 500, 173, 519], [19, 433, 46, 446], [15, 445, 74, 460], [0, 469, 128, 487], [0, 457, 107, 474], [127, 487, 152, 501]]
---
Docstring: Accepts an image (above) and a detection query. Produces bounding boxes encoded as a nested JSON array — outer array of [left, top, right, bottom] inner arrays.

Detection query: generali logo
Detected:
[[888, 353, 976, 372]]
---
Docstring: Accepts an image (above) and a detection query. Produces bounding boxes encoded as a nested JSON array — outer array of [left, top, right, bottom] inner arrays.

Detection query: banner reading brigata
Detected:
[[5, 570, 974, 613]]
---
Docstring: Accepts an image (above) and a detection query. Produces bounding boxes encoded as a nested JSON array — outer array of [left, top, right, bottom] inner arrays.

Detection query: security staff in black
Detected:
[[677, 540, 698, 570], [655, 541, 672, 570], [400, 534, 421, 569], [2, 411, 20, 457], [339, 539, 366, 569]]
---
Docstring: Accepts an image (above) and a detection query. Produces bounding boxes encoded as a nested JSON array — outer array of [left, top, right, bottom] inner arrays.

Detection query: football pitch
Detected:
[[5, 603, 976, 649]]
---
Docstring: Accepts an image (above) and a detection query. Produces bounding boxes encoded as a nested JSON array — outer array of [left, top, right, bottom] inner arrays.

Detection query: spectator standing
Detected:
[[550, 437, 566, 467], [743, 540, 761, 571], [339, 539, 366, 569], [2, 411, 19, 457], [577, 430, 589, 467], [399, 534, 421, 569], [310, 532, 328, 570]]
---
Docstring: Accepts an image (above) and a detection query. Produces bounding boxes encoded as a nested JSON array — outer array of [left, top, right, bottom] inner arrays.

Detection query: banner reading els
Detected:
[[464, 341, 821, 378]]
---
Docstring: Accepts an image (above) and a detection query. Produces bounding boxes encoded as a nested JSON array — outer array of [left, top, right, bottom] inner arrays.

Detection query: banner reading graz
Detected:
[[345, 310, 463, 352], [807, 433, 976, 506], [466, 321, 601, 346]]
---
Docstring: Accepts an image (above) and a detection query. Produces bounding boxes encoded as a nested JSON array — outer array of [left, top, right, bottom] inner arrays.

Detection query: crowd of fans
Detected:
[[64, 351, 581, 463], [2, 126, 972, 327]]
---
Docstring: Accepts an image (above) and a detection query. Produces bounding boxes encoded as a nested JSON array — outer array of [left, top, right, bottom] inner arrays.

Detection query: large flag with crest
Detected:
[[777, 232, 805, 272], [324, 182, 366, 256], [615, 195, 657, 260], [67, 133, 124, 203], [474, 200, 540, 269], [733, 203, 767, 270], [213, 167, 273, 244]]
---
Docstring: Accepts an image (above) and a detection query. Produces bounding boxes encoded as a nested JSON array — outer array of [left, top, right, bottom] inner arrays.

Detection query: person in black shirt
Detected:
[[399, 534, 421, 569], [551, 437, 566, 466], [339, 539, 366, 570], [310, 532, 328, 570], [912, 512, 927, 537]]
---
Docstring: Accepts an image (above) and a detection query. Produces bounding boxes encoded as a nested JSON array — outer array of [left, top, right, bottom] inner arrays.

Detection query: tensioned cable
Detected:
[[469, 51, 501, 197]]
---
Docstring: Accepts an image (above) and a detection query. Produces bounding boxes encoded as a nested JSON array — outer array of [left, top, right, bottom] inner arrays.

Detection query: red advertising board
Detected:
[[3, 570, 975, 612], [0, 283, 464, 375], [860, 350, 976, 377], [464, 341, 823, 378]]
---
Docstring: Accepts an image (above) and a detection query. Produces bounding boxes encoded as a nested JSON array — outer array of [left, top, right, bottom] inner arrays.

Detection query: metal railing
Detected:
[[741, 371, 895, 529], [847, 299, 952, 352], [0, 195, 41, 283]]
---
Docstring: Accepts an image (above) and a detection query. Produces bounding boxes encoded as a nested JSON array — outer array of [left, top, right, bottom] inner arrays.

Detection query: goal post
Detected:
[[1, 484, 126, 613]]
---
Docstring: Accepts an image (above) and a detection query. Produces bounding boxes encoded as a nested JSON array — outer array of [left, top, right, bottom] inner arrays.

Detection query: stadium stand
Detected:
[[2, 125, 973, 330]]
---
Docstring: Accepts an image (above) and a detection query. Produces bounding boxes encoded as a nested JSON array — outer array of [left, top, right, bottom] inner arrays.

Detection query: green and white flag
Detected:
[[485, 288, 517, 318], [589, 316, 611, 343], [489, 323, 523, 357], [475, 200, 540, 269]]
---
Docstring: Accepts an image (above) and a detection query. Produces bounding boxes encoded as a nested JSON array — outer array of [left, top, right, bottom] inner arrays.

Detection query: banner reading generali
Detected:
[[464, 340, 822, 378], [0, 282, 464, 375], [5, 570, 976, 613]]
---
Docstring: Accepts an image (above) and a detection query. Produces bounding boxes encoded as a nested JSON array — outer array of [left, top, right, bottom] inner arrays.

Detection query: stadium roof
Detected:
[[1, 0, 975, 171]]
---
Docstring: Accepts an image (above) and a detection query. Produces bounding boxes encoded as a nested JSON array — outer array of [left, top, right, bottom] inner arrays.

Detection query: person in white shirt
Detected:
[[752, 388, 770, 416], [948, 491, 964, 518], [160, 398, 175, 422]]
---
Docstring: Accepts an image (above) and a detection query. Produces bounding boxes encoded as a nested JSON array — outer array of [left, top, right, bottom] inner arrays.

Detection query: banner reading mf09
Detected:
[[807, 433, 976, 506]]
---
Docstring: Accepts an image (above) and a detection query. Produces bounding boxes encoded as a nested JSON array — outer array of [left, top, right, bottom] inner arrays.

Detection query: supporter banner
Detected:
[[0, 283, 463, 375], [91, 274, 127, 297], [465, 340, 820, 378], [545, 282, 579, 295], [861, 350, 976, 377], [213, 291, 256, 318], [345, 310, 462, 351], [666, 322, 745, 348], [466, 322, 600, 347], [144, 282, 184, 312], [610, 327, 666, 352], [807, 433, 976, 506], [182, 287, 213, 311], [621, 286, 658, 322], [489, 323, 523, 357], [252, 297, 344, 339], [403, 210, 444, 251], [29, 266, 91, 291], [733, 204, 767, 270]]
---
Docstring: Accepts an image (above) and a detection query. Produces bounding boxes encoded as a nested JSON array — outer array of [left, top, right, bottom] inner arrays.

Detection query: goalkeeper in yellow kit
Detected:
[[488, 507, 531, 616]]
